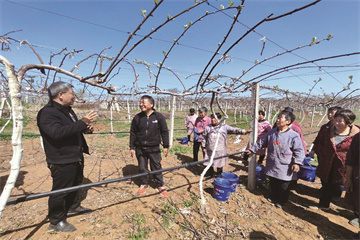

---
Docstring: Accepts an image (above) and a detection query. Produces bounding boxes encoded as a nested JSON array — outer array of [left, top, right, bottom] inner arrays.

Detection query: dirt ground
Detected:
[[0, 118, 359, 240]]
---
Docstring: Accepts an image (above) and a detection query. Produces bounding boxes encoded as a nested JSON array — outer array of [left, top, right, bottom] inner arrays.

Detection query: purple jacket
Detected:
[[250, 128, 305, 181]]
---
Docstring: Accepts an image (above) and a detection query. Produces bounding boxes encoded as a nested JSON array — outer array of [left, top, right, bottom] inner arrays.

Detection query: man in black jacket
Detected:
[[129, 95, 170, 196], [37, 82, 97, 232]]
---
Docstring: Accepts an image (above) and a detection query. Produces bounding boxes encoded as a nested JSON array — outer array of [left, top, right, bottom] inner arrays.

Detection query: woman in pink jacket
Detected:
[[185, 108, 197, 143]]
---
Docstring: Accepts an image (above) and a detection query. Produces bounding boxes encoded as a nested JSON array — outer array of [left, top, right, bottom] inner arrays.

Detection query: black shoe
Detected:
[[48, 220, 76, 232], [68, 206, 92, 215]]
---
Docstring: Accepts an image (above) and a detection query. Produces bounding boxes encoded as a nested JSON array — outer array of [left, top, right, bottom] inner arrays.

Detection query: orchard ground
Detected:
[[0, 107, 359, 240]]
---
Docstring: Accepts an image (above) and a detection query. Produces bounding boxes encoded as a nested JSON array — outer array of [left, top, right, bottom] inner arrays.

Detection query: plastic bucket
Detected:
[[304, 156, 312, 165], [212, 178, 232, 201], [221, 172, 239, 192], [298, 164, 316, 182], [180, 137, 188, 145], [256, 165, 266, 183]]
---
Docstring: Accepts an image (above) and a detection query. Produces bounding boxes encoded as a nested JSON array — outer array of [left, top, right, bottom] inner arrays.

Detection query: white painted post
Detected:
[[267, 102, 272, 122], [169, 95, 176, 148], [248, 83, 259, 191], [127, 99, 131, 123], [110, 102, 114, 133], [310, 105, 316, 128], [234, 107, 237, 125]]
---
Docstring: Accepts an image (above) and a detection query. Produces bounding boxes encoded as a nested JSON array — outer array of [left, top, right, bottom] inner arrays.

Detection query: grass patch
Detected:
[[160, 203, 179, 216], [181, 200, 193, 208], [169, 145, 192, 154]]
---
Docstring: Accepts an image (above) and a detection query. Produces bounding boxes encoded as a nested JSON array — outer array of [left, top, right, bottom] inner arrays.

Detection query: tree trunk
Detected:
[[0, 56, 23, 219]]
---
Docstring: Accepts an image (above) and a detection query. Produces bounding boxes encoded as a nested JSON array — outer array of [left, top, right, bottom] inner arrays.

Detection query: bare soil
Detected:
[[0, 118, 359, 240]]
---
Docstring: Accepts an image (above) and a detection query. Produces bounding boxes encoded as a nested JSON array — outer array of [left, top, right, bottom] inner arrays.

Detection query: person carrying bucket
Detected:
[[246, 111, 305, 208], [202, 113, 251, 178]]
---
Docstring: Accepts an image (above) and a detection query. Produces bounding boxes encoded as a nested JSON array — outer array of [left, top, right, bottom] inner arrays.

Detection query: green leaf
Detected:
[[237, 5, 243, 10], [220, 4, 224, 10], [154, 0, 159, 4], [141, 9, 147, 18], [163, 50, 167, 56], [167, 14, 170, 20], [229, 0, 234, 7]]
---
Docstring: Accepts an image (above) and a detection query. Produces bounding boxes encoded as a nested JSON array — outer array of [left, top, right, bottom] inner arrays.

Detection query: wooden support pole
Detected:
[[169, 95, 176, 149], [248, 83, 259, 191]]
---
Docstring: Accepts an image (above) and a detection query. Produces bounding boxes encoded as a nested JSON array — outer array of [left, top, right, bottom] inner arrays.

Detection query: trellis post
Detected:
[[248, 83, 259, 191], [169, 95, 176, 149]]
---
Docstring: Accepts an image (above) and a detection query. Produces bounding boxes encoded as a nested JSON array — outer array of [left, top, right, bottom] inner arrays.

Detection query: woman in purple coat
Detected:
[[248, 111, 305, 208], [202, 113, 251, 177]]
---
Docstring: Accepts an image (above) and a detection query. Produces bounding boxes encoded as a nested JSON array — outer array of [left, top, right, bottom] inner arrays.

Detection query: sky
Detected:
[[1, 0, 359, 100]]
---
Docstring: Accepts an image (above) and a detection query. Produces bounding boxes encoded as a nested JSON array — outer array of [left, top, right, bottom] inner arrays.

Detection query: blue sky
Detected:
[[1, 0, 359, 99]]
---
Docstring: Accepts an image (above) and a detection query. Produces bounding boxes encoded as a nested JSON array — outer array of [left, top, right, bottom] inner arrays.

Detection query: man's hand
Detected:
[[129, 149, 135, 158], [82, 111, 98, 125], [163, 148, 169, 157], [292, 164, 300, 173], [85, 125, 94, 134]]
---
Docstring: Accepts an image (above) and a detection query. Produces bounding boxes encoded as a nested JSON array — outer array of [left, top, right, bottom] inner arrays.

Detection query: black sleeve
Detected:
[[37, 107, 87, 140], [129, 115, 138, 150]]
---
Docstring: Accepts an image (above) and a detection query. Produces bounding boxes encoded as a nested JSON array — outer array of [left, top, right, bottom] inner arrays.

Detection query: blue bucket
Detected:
[[212, 178, 232, 201], [180, 137, 188, 145], [256, 165, 266, 183], [221, 172, 239, 192], [298, 163, 316, 182], [304, 156, 312, 165]]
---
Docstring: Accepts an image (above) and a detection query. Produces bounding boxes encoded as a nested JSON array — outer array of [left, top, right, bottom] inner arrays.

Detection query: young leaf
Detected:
[[229, 0, 234, 7], [141, 9, 147, 18]]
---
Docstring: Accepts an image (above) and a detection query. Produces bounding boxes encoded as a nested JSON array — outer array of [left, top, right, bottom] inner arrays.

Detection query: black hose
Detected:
[[6, 151, 244, 205]]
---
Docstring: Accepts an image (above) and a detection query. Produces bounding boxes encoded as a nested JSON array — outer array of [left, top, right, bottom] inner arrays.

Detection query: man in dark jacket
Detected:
[[129, 95, 170, 196], [37, 82, 97, 232]]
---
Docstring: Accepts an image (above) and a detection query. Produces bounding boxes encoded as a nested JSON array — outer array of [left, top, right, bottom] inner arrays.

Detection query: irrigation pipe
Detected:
[[6, 151, 244, 206]]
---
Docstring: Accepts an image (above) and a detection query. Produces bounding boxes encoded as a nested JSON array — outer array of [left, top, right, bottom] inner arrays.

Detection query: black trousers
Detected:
[[135, 146, 164, 187], [269, 177, 292, 205], [48, 160, 84, 225], [193, 141, 204, 162], [319, 164, 342, 208]]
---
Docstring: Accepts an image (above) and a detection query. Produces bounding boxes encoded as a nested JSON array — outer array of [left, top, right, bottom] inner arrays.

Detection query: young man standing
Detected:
[[129, 95, 170, 196]]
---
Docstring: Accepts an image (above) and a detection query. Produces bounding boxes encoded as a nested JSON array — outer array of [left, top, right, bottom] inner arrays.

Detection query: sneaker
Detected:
[[157, 186, 169, 197], [67, 206, 92, 216], [349, 218, 359, 227], [308, 205, 330, 211], [48, 220, 76, 232], [138, 184, 149, 194]]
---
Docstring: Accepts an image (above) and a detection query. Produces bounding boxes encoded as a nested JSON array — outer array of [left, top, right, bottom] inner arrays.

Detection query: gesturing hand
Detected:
[[82, 111, 98, 125]]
